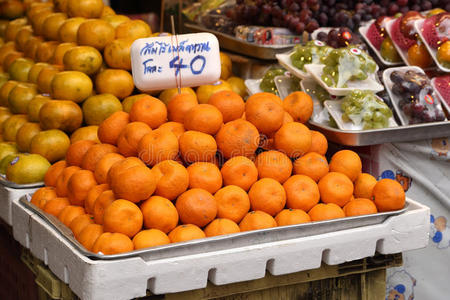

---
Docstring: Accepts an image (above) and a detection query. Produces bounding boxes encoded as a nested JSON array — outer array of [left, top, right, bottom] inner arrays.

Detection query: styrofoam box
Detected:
[[0, 185, 39, 226], [12, 197, 429, 300]]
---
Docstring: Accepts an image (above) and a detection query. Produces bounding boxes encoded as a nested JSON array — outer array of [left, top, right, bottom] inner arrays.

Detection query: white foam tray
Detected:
[[276, 52, 310, 79], [11, 196, 429, 300], [0, 184, 39, 226]]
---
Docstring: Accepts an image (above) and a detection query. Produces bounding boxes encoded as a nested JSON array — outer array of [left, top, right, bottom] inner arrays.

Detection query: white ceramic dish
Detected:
[[359, 20, 403, 66], [276, 52, 310, 79], [304, 64, 384, 96], [414, 19, 450, 73], [324, 99, 397, 131]]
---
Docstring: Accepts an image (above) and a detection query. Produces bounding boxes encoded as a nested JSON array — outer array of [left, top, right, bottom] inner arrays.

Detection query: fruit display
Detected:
[[341, 90, 393, 129], [290, 40, 332, 71], [321, 46, 377, 88], [389, 69, 446, 124], [29, 89, 406, 255]]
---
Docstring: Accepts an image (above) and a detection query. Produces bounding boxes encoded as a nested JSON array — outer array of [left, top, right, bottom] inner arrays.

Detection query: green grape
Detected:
[[362, 111, 372, 121], [260, 67, 285, 94], [290, 41, 332, 71]]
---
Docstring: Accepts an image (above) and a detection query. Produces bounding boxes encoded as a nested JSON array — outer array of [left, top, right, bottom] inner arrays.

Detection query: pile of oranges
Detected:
[[31, 88, 406, 255]]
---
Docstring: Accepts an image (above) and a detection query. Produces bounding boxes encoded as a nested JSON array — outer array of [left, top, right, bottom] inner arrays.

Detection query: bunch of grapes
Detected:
[[259, 67, 286, 94], [341, 90, 393, 129], [290, 40, 333, 71], [230, 0, 447, 35], [316, 27, 365, 49]]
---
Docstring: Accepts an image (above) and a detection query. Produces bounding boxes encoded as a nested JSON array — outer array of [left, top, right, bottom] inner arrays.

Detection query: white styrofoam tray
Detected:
[[414, 19, 450, 73], [384, 18, 412, 66], [244, 78, 263, 96], [0, 184, 40, 226], [431, 77, 450, 115], [275, 52, 310, 79], [12, 196, 429, 300]]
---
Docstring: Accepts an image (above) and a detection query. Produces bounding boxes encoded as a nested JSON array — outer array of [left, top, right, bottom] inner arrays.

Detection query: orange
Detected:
[[248, 178, 286, 216], [103, 199, 143, 237], [0, 80, 19, 107], [239, 211, 277, 231], [204, 218, 240, 237], [92, 232, 134, 255], [168, 224, 205, 243], [31, 187, 57, 209], [220, 156, 258, 192], [51, 42, 76, 65], [216, 119, 260, 159], [81, 143, 118, 171], [208, 90, 245, 123], [95, 69, 134, 99], [329, 150, 362, 182], [274, 122, 312, 158], [58, 205, 85, 227], [77, 223, 103, 251], [308, 203, 345, 221], [110, 165, 156, 203], [14, 25, 33, 52], [106, 157, 145, 186], [98, 111, 129, 145], [67, 0, 104, 18], [283, 91, 314, 123], [65, 140, 96, 167], [62, 45, 103, 75], [36, 64, 61, 94], [15, 122, 41, 153], [70, 126, 100, 144], [122, 94, 147, 113], [30, 129, 71, 163], [184, 104, 223, 135], [283, 175, 320, 212], [179, 131, 217, 163], [44, 160, 67, 187], [283, 111, 294, 124], [50, 71, 93, 103], [184, 161, 221, 191], [152, 160, 189, 201], [215, 185, 250, 223], [39, 100, 83, 133], [55, 166, 81, 197], [35, 41, 59, 63], [102, 14, 130, 29], [3, 51, 24, 72], [343, 198, 378, 217], [129, 96, 167, 129], [354, 173, 377, 199], [175, 188, 217, 227], [93, 190, 115, 224], [115, 20, 151, 40], [100, 5, 115, 17], [24, 36, 43, 61], [159, 87, 197, 105], [67, 169, 97, 206], [167, 93, 198, 123], [308, 130, 328, 156], [255, 150, 292, 184], [85, 184, 109, 215], [94, 153, 125, 184], [103, 38, 133, 70], [42, 12, 68, 41], [245, 93, 284, 134], [43, 197, 70, 217], [372, 179, 405, 212], [69, 214, 94, 239], [293, 152, 329, 182], [132, 229, 170, 250], [318, 172, 354, 207], [157, 122, 185, 140], [82, 94, 123, 126], [77, 19, 114, 51], [275, 208, 311, 226], [408, 43, 433, 68], [58, 17, 86, 43], [28, 63, 49, 85], [140, 196, 179, 233], [53, 0, 69, 13], [116, 121, 151, 157]]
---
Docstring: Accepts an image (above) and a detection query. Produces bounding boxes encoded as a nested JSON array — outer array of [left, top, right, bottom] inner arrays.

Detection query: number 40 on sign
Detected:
[[130, 33, 221, 91]]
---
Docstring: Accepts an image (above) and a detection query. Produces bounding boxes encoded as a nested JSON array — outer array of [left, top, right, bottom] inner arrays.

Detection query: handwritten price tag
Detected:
[[131, 33, 221, 91]]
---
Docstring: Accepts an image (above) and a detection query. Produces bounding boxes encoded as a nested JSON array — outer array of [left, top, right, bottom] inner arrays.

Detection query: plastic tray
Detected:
[[244, 78, 263, 96], [304, 64, 384, 96], [359, 20, 403, 67], [183, 23, 295, 60], [20, 194, 408, 261], [275, 52, 310, 79], [0, 175, 44, 189], [414, 19, 450, 73], [431, 77, 450, 115], [384, 19, 412, 66]]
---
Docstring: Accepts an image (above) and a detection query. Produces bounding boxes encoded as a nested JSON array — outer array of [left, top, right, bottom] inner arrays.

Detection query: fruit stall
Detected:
[[0, 0, 448, 299]]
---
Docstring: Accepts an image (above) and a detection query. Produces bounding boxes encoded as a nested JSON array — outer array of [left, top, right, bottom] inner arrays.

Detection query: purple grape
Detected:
[[295, 22, 305, 34], [289, 3, 300, 11], [400, 6, 409, 14], [402, 103, 413, 115], [318, 12, 328, 26], [397, 0, 409, 6], [421, 1, 432, 10], [412, 103, 425, 114], [306, 20, 319, 33], [388, 3, 399, 15], [317, 31, 328, 41]]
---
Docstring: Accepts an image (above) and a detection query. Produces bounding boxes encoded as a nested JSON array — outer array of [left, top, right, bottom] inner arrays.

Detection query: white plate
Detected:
[[359, 20, 403, 66], [244, 79, 263, 96], [431, 77, 450, 115], [304, 64, 384, 96], [382, 66, 447, 126], [324, 99, 397, 131], [275, 52, 310, 79], [414, 19, 450, 73], [384, 19, 412, 66]]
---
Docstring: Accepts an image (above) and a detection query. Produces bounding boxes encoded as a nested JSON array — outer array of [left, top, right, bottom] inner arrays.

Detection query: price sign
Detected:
[[130, 33, 221, 91]]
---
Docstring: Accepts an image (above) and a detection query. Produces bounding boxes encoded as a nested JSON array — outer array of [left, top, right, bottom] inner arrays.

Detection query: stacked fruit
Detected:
[[29, 89, 406, 255]]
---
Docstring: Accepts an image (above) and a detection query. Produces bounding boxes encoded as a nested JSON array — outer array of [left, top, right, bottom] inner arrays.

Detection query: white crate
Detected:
[[0, 184, 39, 226], [12, 197, 429, 300]]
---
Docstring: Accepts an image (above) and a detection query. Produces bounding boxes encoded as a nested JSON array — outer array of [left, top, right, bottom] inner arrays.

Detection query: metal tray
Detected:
[[20, 195, 408, 261], [0, 175, 44, 189], [183, 23, 295, 60], [309, 120, 450, 146]]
